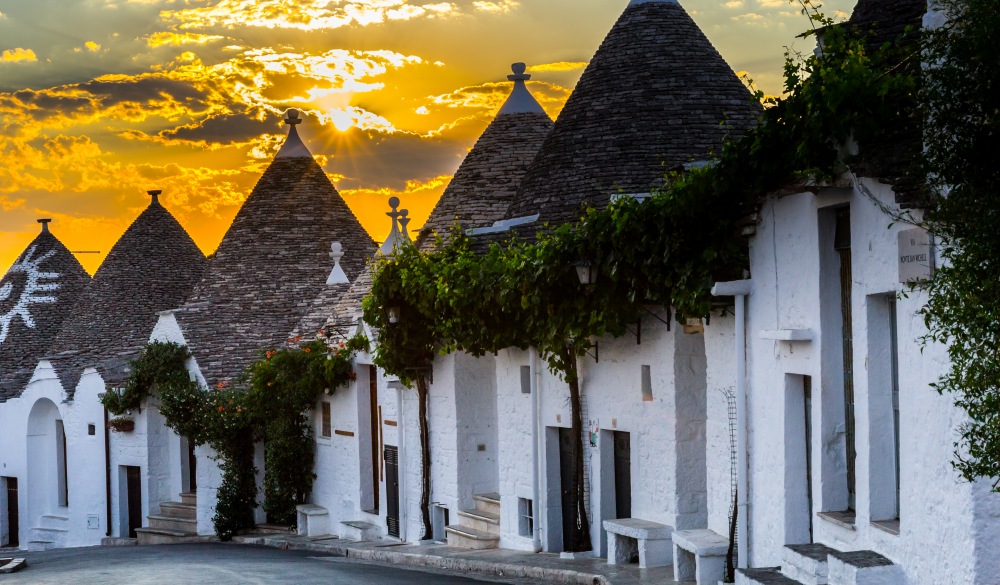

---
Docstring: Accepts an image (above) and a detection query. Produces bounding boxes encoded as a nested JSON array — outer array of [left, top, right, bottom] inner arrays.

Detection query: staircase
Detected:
[[737, 544, 904, 585], [445, 493, 500, 550], [136, 492, 204, 545], [26, 514, 69, 551]]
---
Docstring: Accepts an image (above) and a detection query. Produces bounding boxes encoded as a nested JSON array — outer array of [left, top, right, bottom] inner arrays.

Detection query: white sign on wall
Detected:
[[898, 227, 934, 283]]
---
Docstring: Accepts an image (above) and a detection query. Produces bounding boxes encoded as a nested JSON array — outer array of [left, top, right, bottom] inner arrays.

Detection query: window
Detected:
[[518, 497, 534, 537], [641, 365, 653, 401], [321, 402, 331, 438], [889, 298, 901, 519], [520, 365, 531, 394]]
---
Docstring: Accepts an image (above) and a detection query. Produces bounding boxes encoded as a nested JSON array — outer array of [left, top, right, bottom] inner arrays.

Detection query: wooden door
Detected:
[[384, 446, 400, 538], [126, 466, 142, 539], [188, 441, 198, 492], [4, 477, 17, 548], [613, 432, 632, 519], [559, 427, 580, 551]]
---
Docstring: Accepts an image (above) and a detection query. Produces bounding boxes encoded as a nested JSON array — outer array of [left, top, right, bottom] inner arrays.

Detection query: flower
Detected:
[[304, 348, 311, 353], [217, 406, 224, 412]]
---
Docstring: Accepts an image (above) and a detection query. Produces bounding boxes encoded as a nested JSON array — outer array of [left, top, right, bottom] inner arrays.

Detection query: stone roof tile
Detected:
[[418, 65, 553, 246], [48, 193, 207, 397], [0, 222, 90, 402], [177, 115, 377, 385], [504, 0, 760, 227]]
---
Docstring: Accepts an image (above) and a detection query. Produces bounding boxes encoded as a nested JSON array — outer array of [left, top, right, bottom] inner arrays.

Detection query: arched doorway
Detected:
[[26, 398, 66, 523]]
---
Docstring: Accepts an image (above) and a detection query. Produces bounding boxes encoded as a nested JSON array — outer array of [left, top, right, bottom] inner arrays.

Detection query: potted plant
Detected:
[[108, 416, 135, 433]]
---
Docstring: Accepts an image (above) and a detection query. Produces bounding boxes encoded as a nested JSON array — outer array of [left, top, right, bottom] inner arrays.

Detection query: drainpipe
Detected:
[[712, 279, 752, 568], [103, 405, 112, 538], [530, 347, 542, 552]]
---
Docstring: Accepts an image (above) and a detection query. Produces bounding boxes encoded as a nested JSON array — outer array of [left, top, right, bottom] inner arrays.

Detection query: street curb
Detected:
[[233, 536, 609, 585]]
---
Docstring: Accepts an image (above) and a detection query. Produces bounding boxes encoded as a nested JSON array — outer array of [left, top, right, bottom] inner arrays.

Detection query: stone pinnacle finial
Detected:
[[147, 189, 162, 205], [285, 108, 303, 126], [37, 218, 52, 233], [327, 241, 349, 285], [498, 62, 546, 116], [508, 62, 531, 82], [380, 197, 412, 255]]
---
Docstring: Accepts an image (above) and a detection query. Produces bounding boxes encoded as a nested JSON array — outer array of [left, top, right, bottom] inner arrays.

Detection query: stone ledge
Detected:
[[603, 518, 672, 540], [297, 504, 329, 516], [672, 529, 729, 556]]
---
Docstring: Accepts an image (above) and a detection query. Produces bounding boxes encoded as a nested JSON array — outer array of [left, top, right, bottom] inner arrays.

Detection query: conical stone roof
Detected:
[[176, 110, 377, 385], [417, 63, 553, 246], [0, 221, 90, 402], [49, 192, 208, 396], [505, 0, 760, 226]]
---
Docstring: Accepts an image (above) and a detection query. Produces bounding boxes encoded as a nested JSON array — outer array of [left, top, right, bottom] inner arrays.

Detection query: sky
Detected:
[[0, 0, 854, 275]]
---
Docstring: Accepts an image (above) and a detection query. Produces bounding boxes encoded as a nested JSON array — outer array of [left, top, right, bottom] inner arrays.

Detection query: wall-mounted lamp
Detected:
[[574, 260, 597, 286], [388, 305, 401, 324]]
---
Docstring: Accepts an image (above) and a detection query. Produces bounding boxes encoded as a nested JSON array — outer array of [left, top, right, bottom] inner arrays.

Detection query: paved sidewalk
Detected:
[[232, 532, 691, 585]]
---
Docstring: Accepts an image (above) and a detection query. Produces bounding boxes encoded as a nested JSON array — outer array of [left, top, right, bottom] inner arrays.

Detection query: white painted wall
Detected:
[[0, 362, 115, 549], [739, 179, 1000, 584], [493, 313, 705, 556]]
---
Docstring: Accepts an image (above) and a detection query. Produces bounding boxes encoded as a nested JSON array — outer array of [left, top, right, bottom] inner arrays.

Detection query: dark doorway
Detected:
[[125, 466, 142, 539], [188, 441, 198, 492], [804, 377, 814, 541], [559, 427, 581, 550], [613, 432, 632, 519], [384, 445, 400, 538], [369, 365, 380, 514], [3, 477, 18, 548], [835, 209, 856, 510]]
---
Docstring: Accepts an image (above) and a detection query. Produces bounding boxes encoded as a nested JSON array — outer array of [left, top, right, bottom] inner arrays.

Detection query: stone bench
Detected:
[[603, 518, 673, 569], [296, 504, 330, 537], [672, 528, 730, 585]]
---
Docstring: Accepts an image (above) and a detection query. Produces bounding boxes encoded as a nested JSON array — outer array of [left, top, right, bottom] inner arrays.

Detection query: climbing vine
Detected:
[[919, 0, 1000, 489], [117, 334, 366, 540], [364, 1, 916, 555]]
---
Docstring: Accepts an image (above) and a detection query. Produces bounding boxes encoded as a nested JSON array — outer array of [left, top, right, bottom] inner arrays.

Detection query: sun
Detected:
[[0, 245, 61, 345]]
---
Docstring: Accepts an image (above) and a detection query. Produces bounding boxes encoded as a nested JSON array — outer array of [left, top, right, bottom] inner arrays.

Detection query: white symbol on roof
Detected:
[[0, 245, 61, 345]]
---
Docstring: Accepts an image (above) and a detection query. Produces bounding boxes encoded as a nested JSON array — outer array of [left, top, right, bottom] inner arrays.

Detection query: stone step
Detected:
[[134, 527, 207, 546], [147, 514, 197, 533], [24, 541, 55, 552], [0, 557, 27, 574], [473, 493, 501, 517], [456, 509, 500, 535], [159, 502, 197, 521], [256, 524, 294, 535], [31, 526, 68, 536], [340, 521, 379, 542], [179, 492, 197, 506], [736, 567, 801, 585], [38, 514, 69, 529], [445, 525, 499, 550], [828, 551, 904, 585], [782, 543, 839, 585]]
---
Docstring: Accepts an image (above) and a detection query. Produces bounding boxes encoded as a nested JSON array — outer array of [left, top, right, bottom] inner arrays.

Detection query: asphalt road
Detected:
[[0, 543, 527, 585]]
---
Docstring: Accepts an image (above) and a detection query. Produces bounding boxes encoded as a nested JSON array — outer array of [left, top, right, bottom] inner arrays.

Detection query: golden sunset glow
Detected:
[[0, 0, 854, 275]]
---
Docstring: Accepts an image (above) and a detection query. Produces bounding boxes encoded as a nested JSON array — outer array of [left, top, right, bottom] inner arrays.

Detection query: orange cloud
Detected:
[[529, 61, 587, 73], [1, 48, 37, 63], [427, 80, 570, 117], [473, 1, 520, 14], [163, 0, 458, 32], [147, 32, 225, 47]]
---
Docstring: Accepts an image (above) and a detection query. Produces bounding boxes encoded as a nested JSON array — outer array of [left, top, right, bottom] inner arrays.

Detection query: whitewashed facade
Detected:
[[716, 178, 1000, 585]]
